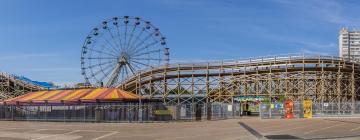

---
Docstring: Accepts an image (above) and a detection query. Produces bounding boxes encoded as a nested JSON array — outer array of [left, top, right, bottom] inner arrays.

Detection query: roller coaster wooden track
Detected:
[[120, 55, 360, 112], [0, 72, 44, 100]]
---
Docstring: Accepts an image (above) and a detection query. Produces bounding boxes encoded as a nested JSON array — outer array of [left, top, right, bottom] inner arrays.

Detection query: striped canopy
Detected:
[[3, 88, 140, 105]]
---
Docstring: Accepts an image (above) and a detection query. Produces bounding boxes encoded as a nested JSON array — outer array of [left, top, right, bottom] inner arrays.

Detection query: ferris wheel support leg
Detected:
[[106, 63, 123, 87]]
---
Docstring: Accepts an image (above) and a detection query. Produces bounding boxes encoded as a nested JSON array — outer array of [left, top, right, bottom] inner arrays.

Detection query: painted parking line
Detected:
[[0, 127, 22, 131], [24, 128, 67, 133], [259, 119, 314, 130], [265, 125, 310, 134], [304, 123, 346, 135], [263, 119, 335, 134], [92, 131, 118, 140], [75, 130, 117, 133], [32, 130, 82, 140], [155, 130, 249, 140], [350, 126, 360, 131]]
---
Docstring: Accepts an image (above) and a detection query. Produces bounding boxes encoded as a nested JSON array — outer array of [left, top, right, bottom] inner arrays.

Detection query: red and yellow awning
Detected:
[[3, 88, 140, 105]]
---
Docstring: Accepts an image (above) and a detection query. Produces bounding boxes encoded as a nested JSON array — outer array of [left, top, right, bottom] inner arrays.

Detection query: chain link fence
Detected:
[[0, 102, 242, 122]]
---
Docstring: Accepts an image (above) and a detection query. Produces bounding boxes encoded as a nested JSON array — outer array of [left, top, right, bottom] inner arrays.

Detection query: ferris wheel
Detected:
[[81, 16, 169, 87]]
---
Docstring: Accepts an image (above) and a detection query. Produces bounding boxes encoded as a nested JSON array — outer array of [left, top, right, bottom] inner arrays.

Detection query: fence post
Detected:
[[45, 103, 48, 121], [11, 106, 14, 121], [207, 102, 212, 120], [269, 100, 272, 119], [138, 99, 143, 123], [83, 105, 86, 122], [259, 103, 262, 119]]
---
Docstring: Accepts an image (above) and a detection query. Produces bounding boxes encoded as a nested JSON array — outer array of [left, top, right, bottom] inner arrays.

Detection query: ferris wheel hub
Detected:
[[119, 56, 128, 64]]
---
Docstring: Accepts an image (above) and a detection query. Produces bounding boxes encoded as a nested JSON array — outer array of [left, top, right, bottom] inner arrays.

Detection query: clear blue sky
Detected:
[[0, 0, 359, 85]]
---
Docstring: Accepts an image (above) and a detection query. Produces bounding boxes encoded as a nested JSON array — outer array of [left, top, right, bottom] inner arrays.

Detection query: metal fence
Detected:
[[260, 102, 360, 119], [0, 102, 240, 122]]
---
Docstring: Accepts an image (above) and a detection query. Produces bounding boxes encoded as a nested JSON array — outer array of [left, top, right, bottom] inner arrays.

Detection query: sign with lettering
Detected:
[[233, 96, 266, 102], [154, 110, 172, 115]]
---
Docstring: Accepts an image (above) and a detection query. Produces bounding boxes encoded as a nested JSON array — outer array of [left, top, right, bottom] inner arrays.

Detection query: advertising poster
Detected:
[[303, 100, 312, 118]]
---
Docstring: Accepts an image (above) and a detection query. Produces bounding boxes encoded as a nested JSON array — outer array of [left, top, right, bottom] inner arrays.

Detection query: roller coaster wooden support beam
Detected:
[[0, 72, 43, 100], [120, 55, 360, 113]]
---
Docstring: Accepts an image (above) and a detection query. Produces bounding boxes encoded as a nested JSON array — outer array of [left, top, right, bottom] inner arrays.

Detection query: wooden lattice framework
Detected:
[[120, 55, 360, 112], [0, 72, 44, 100]]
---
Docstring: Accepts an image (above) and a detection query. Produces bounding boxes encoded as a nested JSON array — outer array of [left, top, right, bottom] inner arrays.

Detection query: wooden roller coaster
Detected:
[[120, 55, 360, 112], [0, 72, 44, 100]]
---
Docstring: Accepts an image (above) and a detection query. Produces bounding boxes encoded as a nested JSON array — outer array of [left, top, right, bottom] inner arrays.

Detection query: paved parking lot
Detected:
[[243, 118, 360, 139], [1, 118, 360, 140]]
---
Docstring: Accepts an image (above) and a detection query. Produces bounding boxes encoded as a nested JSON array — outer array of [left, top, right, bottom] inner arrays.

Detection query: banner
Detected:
[[303, 100, 312, 118]]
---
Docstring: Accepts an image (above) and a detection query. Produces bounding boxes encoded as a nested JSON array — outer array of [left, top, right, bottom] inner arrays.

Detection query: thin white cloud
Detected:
[[26, 67, 78, 72], [299, 48, 333, 56], [274, 0, 360, 26], [248, 25, 337, 49], [297, 41, 337, 49]]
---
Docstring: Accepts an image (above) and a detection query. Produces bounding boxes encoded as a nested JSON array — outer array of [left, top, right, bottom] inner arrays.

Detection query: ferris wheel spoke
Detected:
[[86, 57, 118, 60], [125, 63, 136, 75], [124, 22, 128, 50], [90, 63, 114, 79], [106, 28, 122, 53], [124, 24, 138, 52], [99, 35, 121, 54], [86, 48, 119, 58], [130, 60, 152, 67], [129, 62, 142, 70], [115, 24, 125, 50], [132, 32, 157, 51], [88, 40, 118, 56], [131, 40, 160, 55], [127, 28, 145, 50], [133, 58, 163, 61], [97, 63, 115, 76], [99, 63, 116, 82], [86, 60, 115, 69], [133, 49, 161, 57]]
